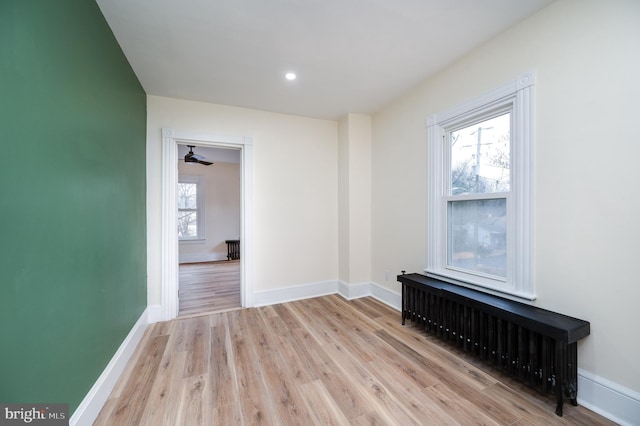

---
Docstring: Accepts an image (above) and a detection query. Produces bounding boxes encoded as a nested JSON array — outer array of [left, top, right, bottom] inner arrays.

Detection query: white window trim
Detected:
[[426, 71, 535, 300], [178, 174, 205, 242]]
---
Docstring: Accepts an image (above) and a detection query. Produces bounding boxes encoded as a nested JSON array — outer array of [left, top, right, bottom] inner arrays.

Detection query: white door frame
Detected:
[[161, 128, 253, 321]]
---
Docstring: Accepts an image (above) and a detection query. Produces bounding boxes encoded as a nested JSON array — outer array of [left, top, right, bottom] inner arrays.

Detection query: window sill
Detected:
[[424, 269, 537, 302]]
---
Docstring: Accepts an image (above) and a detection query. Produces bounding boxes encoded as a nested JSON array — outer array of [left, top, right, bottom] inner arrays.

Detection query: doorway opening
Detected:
[[176, 144, 241, 316], [160, 128, 253, 322]]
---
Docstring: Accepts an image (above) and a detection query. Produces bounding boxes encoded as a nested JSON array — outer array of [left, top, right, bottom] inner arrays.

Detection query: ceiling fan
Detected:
[[184, 145, 213, 166]]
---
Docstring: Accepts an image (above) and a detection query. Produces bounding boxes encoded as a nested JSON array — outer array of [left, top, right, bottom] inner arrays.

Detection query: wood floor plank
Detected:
[[93, 324, 171, 426], [479, 382, 570, 425], [182, 316, 210, 378], [346, 296, 389, 319], [284, 299, 336, 346], [282, 327, 326, 384], [364, 330, 440, 389], [137, 350, 187, 426], [230, 309, 280, 424], [367, 359, 463, 425], [422, 381, 505, 426], [101, 324, 159, 401], [321, 342, 422, 425], [176, 374, 208, 425], [208, 322, 237, 408], [179, 261, 240, 316], [248, 308, 314, 424], [298, 379, 353, 425], [95, 296, 615, 426], [211, 402, 243, 425], [107, 334, 169, 425], [271, 303, 303, 331], [312, 296, 383, 356], [316, 359, 371, 419], [350, 411, 394, 426], [92, 397, 117, 426], [255, 308, 317, 385], [374, 328, 498, 392]]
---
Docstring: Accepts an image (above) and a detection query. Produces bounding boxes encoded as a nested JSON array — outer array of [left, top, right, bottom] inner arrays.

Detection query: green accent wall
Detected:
[[0, 0, 147, 414]]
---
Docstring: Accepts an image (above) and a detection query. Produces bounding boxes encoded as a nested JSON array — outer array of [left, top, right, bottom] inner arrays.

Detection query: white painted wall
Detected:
[[338, 114, 372, 285], [338, 116, 350, 281], [147, 96, 339, 304], [178, 160, 240, 262], [371, 0, 640, 396]]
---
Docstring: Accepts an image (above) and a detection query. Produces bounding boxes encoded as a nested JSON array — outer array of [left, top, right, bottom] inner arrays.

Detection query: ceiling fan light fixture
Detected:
[[184, 145, 213, 166]]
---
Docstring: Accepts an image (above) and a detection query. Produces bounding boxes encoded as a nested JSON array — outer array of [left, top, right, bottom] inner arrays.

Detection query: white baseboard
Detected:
[[577, 368, 640, 426], [338, 280, 371, 300], [178, 252, 226, 264], [253, 280, 399, 308], [370, 282, 401, 311], [147, 304, 163, 324], [253, 280, 400, 311], [253, 280, 339, 307], [70, 309, 149, 426]]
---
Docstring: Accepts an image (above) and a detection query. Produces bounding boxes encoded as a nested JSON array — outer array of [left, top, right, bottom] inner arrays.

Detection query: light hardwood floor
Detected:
[[95, 295, 613, 425], [178, 261, 241, 317]]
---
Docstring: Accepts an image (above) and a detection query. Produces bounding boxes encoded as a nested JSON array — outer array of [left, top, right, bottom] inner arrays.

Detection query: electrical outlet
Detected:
[[384, 270, 389, 281]]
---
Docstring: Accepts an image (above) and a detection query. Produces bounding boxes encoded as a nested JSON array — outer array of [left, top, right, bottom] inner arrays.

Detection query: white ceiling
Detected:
[[96, 0, 555, 120]]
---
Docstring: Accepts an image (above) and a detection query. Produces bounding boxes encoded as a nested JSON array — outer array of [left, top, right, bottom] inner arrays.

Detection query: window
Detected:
[[178, 175, 204, 240], [426, 72, 534, 299]]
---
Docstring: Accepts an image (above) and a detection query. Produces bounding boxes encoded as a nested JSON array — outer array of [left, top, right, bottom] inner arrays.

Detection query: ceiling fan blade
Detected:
[[184, 145, 211, 164]]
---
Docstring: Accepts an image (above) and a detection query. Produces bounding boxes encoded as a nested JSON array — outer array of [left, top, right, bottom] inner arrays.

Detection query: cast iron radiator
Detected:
[[398, 273, 590, 416], [225, 239, 240, 260]]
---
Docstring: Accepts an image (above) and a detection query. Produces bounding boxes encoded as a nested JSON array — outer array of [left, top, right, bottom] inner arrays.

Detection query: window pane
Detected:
[[448, 198, 506, 278], [450, 113, 510, 195], [178, 210, 197, 238], [177, 183, 197, 209]]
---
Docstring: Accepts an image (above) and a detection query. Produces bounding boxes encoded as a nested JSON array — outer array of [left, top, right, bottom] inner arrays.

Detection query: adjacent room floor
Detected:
[[178, 260, 241, 317]]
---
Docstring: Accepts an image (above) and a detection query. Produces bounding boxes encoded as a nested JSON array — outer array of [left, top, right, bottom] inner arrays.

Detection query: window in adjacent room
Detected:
[[426, 72, 534, 299], [177, 175, 204, 240]]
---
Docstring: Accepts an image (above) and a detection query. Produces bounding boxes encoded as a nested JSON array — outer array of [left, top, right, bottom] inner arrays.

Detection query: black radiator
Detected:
[[398, 273, 590, 416], [225, 239, 240, 260]]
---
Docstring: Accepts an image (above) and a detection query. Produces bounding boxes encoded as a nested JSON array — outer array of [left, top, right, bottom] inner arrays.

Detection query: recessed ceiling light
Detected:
[[285, 72, 297, 81]]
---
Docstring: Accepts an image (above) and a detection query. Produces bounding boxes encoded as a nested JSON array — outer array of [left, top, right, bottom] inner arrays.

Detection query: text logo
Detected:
[[0, 404, 68, 426]]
